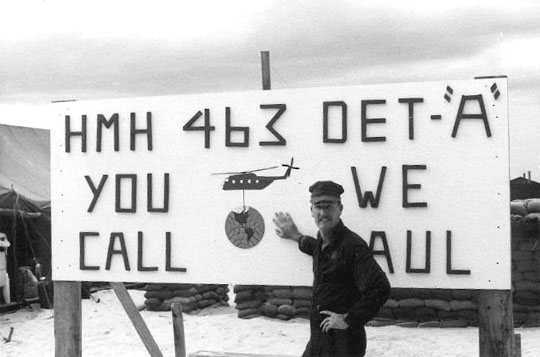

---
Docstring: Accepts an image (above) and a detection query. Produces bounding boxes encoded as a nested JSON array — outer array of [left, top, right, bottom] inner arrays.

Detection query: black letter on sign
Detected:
[[105, 232, 131, 271], [147, 173, 170, 212], [130, 112, 153, 151], [65, 115, 87, 152], [116, 174, 137, 213], [369, 231, 394, 273], [79, 232, 100, 270], [85, 175, 108, 212], [138, 232, 158, 271], [451, 95, 491, 138], [183, 109, 215, 149], [402, 165, 427, 208], [166, 232, 187, 272], [351, 166, 386, 208], [225, 107, 249, 147], [323, 101, 347, 143], [446, 231, 471, 275], [398, 98, 424, 140], [259, 104, 286, 146], [97, 113, 120, 152], [406, 230, 431, 273], [361, 99, 386, 142]]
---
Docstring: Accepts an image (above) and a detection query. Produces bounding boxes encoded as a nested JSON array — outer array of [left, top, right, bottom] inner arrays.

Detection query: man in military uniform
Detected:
[[274, 180, 390, 356]]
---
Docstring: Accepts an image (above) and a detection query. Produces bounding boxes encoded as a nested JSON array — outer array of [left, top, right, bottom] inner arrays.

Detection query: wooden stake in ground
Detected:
[[111, 282, 164, 357], [54, 281, 81, 357], [478, 290, 515, 357], [172, 303, 187, 357]]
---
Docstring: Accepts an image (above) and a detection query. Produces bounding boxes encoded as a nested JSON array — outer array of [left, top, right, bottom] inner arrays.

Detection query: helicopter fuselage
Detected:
[[222, 173, 285, 190]]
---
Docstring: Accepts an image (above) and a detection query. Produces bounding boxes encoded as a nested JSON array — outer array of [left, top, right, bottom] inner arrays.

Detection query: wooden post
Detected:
[[261, 51, 271, 90], [513, 334, 521, 357], [478, 290, 514, 357], [172, 303, 187, 357], [111, 282, 164, 357], [54, 281, 82, 357]]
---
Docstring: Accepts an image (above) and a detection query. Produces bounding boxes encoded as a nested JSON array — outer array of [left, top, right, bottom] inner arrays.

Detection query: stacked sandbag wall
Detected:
[[234, 285, 312, 320], [371, 288, 479, 328], [510, 210, 540, 327], [144, 283, 229, 312], [511, 198, 540, 223]]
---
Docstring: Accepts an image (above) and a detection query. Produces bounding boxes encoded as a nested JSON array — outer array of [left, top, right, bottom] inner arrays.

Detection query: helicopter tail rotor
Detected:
[[282, 157, 299, 177]]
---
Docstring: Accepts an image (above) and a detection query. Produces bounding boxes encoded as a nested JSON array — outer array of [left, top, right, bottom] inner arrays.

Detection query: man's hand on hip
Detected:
[[320, 311, 349, 333]]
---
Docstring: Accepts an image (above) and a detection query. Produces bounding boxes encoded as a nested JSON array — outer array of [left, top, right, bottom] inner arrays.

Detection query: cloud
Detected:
[[0, 0, 539, 104]]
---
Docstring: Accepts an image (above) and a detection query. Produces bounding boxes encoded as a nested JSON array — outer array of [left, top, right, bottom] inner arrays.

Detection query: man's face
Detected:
[[311, 200, 343, 232]]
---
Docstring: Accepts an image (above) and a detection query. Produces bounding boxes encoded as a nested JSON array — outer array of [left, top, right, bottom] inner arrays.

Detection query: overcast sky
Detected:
[[0, 0, 539, 179]]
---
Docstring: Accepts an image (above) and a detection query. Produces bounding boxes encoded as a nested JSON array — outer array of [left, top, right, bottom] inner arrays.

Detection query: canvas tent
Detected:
[[0, 123, 50, 304]]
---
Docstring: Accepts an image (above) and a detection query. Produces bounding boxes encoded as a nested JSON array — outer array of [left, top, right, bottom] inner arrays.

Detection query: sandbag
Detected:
[[145, 303, 170, 312], [165, 296, 192, 305], [197, 299, 215, 309], [515, 280, 540, 292], [414, 307, 437, 319], [398, 298, 424, 308], [234, 285, 259, 293], [144, 298, 163, 306], [272, 288, 293, 299], [277, 304, 296, 317], [511, 200, 528, 216], [383, 298, 399, 308], [293, 299, 312, 308], [237, 307, 259, 319], [144, 289, 172, 300], [292, 287, 312, 300], [366, 319, 395, 327], [424, 299, 451, 311], [236, 300, 263, 310], [144, 284, 164, 291], [276, 314, 291, 321], [234, 290, 253, 303], [449, 300, 477, 311], [267, 298, 293, 306], [526, 198, 540, 213], [440, 320, 469, 328], [525, 213, 540, 223], [457, 310, 478, 321], [396, 321, 419, 328], [261, 303, 278, 317]]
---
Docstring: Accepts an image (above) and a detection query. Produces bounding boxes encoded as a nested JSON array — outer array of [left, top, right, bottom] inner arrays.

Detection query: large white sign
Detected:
[[51, 79, 510, 289]]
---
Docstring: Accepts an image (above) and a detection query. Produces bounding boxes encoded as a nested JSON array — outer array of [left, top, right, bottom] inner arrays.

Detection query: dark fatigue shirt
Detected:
[[299, 220, 390, 357]]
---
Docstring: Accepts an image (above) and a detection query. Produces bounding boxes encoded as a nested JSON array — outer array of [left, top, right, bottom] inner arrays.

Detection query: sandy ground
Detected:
[[1, 288, 539, 356]]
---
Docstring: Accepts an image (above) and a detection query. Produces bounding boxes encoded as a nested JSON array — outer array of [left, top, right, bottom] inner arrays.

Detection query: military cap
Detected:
[[309, 180, 344, 203]]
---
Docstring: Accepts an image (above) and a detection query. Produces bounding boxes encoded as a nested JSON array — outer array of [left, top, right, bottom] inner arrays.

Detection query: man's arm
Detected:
[[345, 247, 391, 328]]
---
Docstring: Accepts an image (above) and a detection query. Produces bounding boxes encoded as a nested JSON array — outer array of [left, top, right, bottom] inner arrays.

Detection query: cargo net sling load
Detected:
[[213, 158, 299, 249]]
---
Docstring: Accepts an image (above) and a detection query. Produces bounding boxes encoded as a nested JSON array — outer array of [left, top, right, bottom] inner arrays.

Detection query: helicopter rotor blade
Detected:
[[246, 166, 279, 173], [211, 171, 243, 175]]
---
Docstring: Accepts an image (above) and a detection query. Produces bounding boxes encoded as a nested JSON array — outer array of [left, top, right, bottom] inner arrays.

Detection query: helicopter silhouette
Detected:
[[213, 158, 299, 191]]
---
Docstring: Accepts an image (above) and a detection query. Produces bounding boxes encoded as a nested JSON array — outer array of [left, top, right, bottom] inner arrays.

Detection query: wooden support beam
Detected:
[[172, 303, 187, 357], [513, 334, 521, 357], [478, 290, 514, 357], [111, 282, 163, 357], [261, 51, 271, 90], [54, 281, 82, 357]]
